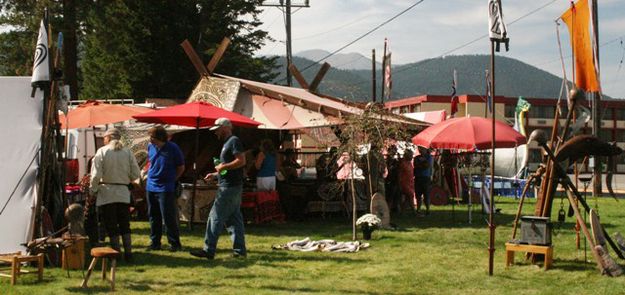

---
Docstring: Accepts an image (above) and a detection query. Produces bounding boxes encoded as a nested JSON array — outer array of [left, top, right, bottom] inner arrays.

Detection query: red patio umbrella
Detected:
[[59, 100, 152, 129], [133, 101, 261, 228], [411, 116, 526, 151], [132, 101, 260, 128]]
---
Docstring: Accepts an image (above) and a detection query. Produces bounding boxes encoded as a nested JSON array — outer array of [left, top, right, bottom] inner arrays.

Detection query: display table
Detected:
[[242, 190, 285, 224], [177, 183, 217, 223]]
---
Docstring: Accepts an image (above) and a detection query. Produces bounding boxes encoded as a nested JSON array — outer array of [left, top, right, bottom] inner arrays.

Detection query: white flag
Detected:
[[488, 0, 508, 40], [31, 19, 50, 87]]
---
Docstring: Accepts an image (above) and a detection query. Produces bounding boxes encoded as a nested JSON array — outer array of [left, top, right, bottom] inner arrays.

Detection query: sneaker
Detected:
[[146, 244, 161, 251], [169, 245, 182, 252], [231, 253, 247, 259], [190, 249, 214, 260]]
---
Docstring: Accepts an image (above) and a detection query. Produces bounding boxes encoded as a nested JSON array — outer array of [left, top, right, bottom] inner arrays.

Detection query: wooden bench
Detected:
[[81, 247, 119, 291], [0, 252, 44, 285], [505, 242, 553, 270]]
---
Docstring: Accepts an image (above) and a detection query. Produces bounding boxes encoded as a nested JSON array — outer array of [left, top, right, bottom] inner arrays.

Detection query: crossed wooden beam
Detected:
[[180, 37, 330, 94]]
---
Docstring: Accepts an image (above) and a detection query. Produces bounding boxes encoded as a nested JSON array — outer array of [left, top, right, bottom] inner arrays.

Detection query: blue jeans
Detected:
[[203, 185, 246, 256], [147, 191, 181, 248]]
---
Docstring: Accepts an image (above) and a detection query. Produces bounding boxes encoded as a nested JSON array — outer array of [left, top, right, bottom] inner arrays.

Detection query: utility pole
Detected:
[[261, 0, 310, 86], [591, 0, 601, 196]]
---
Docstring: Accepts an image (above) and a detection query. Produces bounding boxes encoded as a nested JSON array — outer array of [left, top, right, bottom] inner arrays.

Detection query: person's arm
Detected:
[[89, 151, 103, 195], [216, 152, 246, 173], [173, 142, 185, 180], [255, 151, 265, 170], [129, 150, 141, 183], [176, 165, 185, 180]]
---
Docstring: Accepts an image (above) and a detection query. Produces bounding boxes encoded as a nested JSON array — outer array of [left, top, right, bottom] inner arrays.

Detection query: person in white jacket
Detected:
[[90, 128, 140, 262]]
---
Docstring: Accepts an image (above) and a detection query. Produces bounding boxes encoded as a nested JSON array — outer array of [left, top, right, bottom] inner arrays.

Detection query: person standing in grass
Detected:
[[190, 118, 247, 260], [413, 146, 433, 216], [146, 126, 185, 252], [90, 128, 140, 262]]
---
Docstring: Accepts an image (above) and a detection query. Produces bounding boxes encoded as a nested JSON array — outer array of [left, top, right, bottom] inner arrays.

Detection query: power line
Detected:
[[295, 0, 426, 75], [392, 0, 558, 77]]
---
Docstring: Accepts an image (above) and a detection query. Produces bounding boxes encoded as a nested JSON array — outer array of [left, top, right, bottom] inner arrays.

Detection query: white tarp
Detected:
[[0, 77, 42, 253]]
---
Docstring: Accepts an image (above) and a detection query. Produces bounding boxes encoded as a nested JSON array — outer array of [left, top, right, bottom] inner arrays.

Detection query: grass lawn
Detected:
[[2, 196, 625, 294]]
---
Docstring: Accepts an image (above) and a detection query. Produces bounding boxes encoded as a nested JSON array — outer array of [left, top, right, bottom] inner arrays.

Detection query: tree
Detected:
[[1, 0, 276, 100], [336, 103, 413, 240], [80, 0, 276, 100]]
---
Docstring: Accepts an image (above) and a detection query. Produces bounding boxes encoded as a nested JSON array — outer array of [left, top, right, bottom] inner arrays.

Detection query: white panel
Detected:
[[0, 77, 42, 253]]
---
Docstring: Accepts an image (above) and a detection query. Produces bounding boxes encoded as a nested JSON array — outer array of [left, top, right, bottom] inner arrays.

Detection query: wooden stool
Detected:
[[505, 242, 553, 270], [81, 247, 119, 290], [0, 252, 44, 285]]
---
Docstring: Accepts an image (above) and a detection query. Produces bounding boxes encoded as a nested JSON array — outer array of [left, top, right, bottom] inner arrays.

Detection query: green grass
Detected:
[[2, 197, 625, 294]]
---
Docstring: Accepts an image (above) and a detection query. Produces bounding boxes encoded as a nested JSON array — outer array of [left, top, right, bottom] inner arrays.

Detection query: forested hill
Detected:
[[272, 54, 577, 102]]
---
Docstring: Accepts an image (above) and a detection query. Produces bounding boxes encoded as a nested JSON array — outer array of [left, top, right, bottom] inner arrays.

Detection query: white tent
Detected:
[[0, 77, 42, 253]]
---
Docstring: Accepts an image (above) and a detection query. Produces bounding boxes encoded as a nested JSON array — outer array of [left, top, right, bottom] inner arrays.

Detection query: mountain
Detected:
[[295, 49, 381, 71], [271, 54, 587, 102]]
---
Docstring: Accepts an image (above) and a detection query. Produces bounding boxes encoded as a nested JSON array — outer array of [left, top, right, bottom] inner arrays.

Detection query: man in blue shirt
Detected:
[[146, 126, 185, 252], [190, 118, 247, 260]]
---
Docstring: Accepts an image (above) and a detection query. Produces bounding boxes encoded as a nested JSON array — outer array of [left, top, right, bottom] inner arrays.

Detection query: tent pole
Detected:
[[190, 118, 200, 230]]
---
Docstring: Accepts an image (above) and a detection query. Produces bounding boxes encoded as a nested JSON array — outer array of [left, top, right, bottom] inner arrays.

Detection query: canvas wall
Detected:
[[0, 77, 42, 253]]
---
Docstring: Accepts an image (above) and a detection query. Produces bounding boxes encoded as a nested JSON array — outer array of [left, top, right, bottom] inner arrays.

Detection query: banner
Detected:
[[560, 0, 600, 92], [31, 19, 50, 90], [450, 69, 458, 117], [486, 71, 493, 114], [383, 39, 392, 102], [488, 0, 509, 51], [513, 97, 531, 135]]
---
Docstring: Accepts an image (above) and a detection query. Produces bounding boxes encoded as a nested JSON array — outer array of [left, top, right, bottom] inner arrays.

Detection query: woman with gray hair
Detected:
[[90, 128, 141, 262]]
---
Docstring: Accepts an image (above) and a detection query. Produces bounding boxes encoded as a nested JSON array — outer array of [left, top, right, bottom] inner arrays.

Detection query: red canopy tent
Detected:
[[133, 101, 261, 227]]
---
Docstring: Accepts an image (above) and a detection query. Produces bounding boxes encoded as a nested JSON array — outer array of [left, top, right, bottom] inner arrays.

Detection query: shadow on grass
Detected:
[[260, 284, 390, 295], [124, 246, 366, 272]]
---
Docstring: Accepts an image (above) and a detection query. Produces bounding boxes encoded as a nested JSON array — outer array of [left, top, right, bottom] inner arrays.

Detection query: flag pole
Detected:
[[488, 39, 496, 277]]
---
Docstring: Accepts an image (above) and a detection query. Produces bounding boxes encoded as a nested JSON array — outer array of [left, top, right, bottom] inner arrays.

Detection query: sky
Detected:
[[256, 0, 625, 98]]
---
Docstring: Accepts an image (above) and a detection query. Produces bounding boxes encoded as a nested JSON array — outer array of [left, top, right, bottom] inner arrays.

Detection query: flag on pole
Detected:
[[31, 18, 50, 92], [486, 70, 493, 114], [513, 97, 531, 135], [450, 69, 458, 117], [560, 0, 600, 92], [383, 38, 392, 102], [488, 0, 510, 52]]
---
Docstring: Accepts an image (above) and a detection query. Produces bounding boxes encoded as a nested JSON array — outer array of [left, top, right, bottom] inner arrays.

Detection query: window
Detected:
[[600, 129, 612, 142], [529, 106, 556, 118], [505, 104, 515, 118], [615, 109, 625, 120]]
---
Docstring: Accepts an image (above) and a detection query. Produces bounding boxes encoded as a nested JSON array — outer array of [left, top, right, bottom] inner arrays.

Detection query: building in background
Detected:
[[386, 94, 625, 173]]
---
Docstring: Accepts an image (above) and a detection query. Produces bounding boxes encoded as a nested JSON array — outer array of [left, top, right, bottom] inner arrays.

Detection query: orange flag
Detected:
[[561, 0, 600, 92]]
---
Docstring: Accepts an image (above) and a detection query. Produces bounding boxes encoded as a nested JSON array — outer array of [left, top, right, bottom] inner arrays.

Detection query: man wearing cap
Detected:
[[146, 125, 185, 252], [90, 128, 140, 262], [190, 117, 247, 260]]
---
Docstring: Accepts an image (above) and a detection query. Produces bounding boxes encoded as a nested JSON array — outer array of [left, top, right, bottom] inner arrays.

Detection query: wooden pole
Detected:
[[591, 0, 602, 196], [488, 40, 496, 276], [285, 0, 293, 87]]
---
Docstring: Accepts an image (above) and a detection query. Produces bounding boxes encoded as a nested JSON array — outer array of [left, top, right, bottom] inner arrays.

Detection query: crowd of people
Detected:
[[88, 119, 435, 263]]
